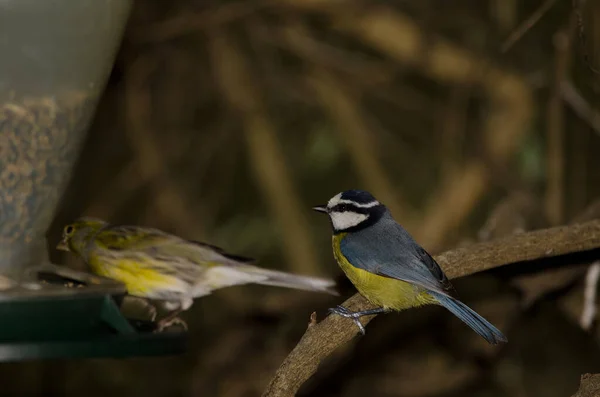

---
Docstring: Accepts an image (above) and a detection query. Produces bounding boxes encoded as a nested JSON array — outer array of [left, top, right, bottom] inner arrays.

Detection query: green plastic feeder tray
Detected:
[[0, 264, 187, 362]]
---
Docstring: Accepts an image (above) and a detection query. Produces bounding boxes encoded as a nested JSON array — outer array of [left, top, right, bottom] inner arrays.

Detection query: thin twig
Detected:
[[580, 262, 600, 330], [572, 0, 600, 74], [561, 81, 600, 136], [562, 42, 597, 216], [500, 0, 559, 53], [437, 84, 470, 179], [262, 220, 600, 397], [545, 29, 572, 226], [255, 20, 397, 88], [477, 190, 538, 242]]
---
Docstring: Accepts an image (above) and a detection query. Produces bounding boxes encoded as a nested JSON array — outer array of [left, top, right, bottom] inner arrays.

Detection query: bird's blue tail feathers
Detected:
[[430, 291, 507, 344]]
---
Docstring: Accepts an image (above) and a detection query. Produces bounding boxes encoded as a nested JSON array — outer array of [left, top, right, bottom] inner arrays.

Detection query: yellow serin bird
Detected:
[[57, 217, 337, 330]]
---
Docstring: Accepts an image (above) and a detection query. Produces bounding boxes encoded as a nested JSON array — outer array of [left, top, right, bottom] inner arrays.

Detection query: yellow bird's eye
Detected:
[[64, 225, 75, 236]]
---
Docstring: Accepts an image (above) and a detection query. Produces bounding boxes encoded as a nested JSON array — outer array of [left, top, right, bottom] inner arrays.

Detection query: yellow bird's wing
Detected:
[[93, 225, 254, 267], [92, 226, 168, 250]]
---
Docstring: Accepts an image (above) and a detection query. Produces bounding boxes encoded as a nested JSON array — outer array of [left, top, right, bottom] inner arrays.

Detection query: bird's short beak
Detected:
[[312, 205, 328, 214], [56, 238, 69, 252]]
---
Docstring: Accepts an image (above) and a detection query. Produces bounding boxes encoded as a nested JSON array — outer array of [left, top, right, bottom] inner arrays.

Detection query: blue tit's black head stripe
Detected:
[[340, 190, 377, 204], [330, 203, 371, 214]]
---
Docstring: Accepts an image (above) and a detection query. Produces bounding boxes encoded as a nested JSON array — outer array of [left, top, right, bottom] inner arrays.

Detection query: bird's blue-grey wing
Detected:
[[340, 221, 456, 297]]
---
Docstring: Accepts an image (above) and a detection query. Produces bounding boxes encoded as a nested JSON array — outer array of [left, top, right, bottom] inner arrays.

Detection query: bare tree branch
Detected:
[[262, 220, 600, 397], [572, 373, 600, 397], [501, 0, 559, 53]]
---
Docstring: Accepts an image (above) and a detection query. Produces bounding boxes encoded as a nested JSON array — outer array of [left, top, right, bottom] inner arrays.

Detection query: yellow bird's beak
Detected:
[[312, 205, 328, 214], [56, 238, 70, 252]]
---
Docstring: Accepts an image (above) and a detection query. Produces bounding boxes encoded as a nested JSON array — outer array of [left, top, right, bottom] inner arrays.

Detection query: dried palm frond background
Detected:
[[3, 0, 600, 396]]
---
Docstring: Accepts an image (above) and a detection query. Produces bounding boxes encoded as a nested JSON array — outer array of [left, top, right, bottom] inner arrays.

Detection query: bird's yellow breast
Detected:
[[88, 255, 182, 297], [332, 233, 435, 310]]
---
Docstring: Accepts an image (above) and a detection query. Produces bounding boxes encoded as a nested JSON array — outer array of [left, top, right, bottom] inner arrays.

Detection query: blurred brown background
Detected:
[[4, 0, 600, 395]]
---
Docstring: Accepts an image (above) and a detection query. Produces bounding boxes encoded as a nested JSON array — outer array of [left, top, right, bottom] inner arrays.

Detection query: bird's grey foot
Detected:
[[155, 316, 188, 333], [155, 307, 186, 333], [328, 305, 366, 335], [140, 301, 158, 321], [120, 296, 158, 321]]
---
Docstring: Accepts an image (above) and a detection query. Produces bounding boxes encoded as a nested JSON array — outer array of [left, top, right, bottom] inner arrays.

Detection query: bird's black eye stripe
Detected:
[[330, 203, 370, 214]]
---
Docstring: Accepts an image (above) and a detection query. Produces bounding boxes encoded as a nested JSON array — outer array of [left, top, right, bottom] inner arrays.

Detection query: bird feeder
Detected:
[[0, 0, 187, 361]]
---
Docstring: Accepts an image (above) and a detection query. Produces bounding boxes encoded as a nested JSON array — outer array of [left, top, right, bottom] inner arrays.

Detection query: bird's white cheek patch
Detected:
[[330, 211, 369, 230]]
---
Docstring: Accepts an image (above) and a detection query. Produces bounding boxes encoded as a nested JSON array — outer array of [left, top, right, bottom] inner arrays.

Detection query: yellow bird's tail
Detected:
[[239, 265, 339, 296]]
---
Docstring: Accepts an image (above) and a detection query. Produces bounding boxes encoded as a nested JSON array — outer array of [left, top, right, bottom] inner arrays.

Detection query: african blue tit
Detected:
[[313, 190, 507, 344]]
